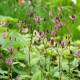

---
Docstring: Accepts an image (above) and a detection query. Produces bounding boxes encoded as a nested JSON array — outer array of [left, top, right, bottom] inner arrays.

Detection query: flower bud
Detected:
[[47, 37, 50, 41], [0, 48, 1, 53], [7, 20, 10, 23], [58, 40, 61, 44], [46, 29, 49, 33], [22, 20, 24, 23], [7, 28, 9, 32], [0, 62, 1, 65], [27, 14, 29, 17], [35, 32, 36, 35], [34, 11, 36, 14], [51, 27, 52, 30], [45, 7, 47, 11], [70, 50, 73, 54], [17, 46, 20, 51], [38, 38, 41, 42], [55, 43, 57, 47], [30, 12, 33, 18], [0, 54, 3, 59], [9, 37, 11, 40], [15, 37, 16, 41], [44, 18, 46, 21], [0, 44, 2, 47], [39, 31, 42, 36], [68, 41, 70, 45], [66, 36, 67, 39], [51, 39, 54, 45], [34, 41, 36, 45], [24, 19, 27, 23], [17, 20, 19, 23], [24, 61, 26, 65]]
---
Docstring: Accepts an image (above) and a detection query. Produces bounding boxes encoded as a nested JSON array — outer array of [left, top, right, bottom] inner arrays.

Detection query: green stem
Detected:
[[45, 56, 46, 70], [48, 49, 52, 80], [11, 66, 12, 80], [41, 69, 43, 80], [59, 54, 61, 80], [29, 47, 31, 80], [8, 67, 10, 80], [69, 61, 70, 80], [69, 44, 71, 80]]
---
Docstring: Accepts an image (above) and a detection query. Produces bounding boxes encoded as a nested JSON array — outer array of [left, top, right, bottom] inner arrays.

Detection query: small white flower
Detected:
[[28, 1, 31, 5], [72, 0, 77, 4]]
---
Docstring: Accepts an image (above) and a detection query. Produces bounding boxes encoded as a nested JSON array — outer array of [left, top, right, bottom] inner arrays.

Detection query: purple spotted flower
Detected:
[[49, 11, 52, 16], [18, 23, 21, 28], [6, 57, 14, 67], [51, 32, 57, 37], [34, 16, 43, 23], [58, 22, 63, 28], [69, 15, 77, 24], [7, 47, 16, 55], [75, 51, 80, 58], [54, 27, 58, 31], [52, 18, 58, 24], [60, 41, 68, 48], [0, 22, 6, 27], [22, 28, 26, 33], [52, 16, 60, 24], [41, 32, 45, 38], [58, 4, 63, 12], [2, 33, 8, 39], [39, 31, 45, 37]]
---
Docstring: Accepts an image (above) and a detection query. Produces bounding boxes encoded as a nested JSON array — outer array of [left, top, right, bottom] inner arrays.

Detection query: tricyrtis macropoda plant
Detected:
[[0, 3, 80, 80]]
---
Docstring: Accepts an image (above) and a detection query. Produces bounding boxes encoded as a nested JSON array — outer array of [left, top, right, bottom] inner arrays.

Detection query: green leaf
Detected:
[[20, 63, 26, 67], [31, 70, 41, 80], [13, 52, 26, 60], [20, 75, 31, 80], [0, 68, 8, 75], [0, 75, 8, 79], [77, 25, 80, 31], [62, 61, 69, 70], [0, 15, 18, 22], [62, 76, 69, 80], [54, 72, 59, 78], [31, 56, 41, 66], [12, 66, 27, 75], [13, 62, 25, 67]]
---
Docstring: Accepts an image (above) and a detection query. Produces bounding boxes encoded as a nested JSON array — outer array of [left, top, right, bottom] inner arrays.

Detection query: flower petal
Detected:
[[7, 48, 10, 52]]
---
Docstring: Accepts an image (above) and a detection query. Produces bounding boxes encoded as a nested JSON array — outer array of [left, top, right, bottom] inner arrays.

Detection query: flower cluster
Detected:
[[6, 57, 14, 67]]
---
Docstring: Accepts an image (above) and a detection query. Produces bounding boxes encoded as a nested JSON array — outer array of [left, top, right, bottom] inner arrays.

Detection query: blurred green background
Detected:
[[0, 0, 80, 40]]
